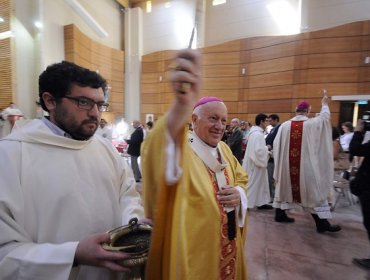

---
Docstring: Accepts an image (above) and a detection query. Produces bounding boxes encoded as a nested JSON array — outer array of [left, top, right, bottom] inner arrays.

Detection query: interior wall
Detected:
[[4, 0, 370, 119], [205, 0, 301, 47], [41, 0, 122, 68], [302, 0, 370, 32], [64, 24, 125, 121], [10, 0, 123, 118], [139, 0, 196, 55], [0, 0, 12, 110], [13, 0, 38, 118], [141, 20, 370, 126], [138, 0, 370, 54]]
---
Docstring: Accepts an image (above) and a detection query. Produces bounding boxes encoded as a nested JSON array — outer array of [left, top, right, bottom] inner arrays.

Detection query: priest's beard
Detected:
[[54, 107, 98, 140]]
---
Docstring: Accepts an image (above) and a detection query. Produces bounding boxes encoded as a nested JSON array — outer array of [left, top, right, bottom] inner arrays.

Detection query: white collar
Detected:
[[189, 132, 228, 174]]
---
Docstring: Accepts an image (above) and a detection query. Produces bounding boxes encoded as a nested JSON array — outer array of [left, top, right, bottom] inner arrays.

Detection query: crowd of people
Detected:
[[0, 50, 369, 279]]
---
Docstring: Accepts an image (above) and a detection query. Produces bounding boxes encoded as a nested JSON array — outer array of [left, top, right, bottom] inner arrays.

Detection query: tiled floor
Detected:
[[245, 196, 370, 280]]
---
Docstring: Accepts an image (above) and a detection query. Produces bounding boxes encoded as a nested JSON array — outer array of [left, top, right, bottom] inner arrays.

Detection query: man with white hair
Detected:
[[141, 49, 248, 279], [125, 120, 144, 182], [273, 92, 341, 233]]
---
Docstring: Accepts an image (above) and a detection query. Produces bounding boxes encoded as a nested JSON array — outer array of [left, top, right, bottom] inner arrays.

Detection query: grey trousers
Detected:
[[267, 159, 275, 201], [130, 155, 142, 182]]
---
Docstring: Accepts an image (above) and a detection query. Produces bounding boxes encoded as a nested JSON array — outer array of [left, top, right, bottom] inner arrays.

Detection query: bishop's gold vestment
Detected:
[[141, 116, 248, 280]]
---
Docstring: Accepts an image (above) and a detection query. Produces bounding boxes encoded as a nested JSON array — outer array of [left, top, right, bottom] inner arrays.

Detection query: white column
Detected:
[[124, 7, 142, 123]]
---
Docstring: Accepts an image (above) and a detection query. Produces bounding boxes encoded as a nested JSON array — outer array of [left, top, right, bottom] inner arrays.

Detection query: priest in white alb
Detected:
[[242, 113, 272, 210], [273, 91, 341, 233]]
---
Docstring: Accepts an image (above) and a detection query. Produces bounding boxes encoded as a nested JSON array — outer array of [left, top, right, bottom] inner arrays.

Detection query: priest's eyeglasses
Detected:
[[63, 96, 109, 112]]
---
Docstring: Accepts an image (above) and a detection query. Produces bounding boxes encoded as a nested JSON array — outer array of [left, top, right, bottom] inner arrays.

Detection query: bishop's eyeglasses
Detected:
[[63, 96, 109, 112]]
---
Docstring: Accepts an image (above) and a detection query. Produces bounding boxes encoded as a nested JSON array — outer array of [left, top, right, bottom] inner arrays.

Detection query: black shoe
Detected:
[[353, 258, 370, 270], [275, 215, 295, 223], [311, 214, 341, 233], [275, 208, 295, 223], [317, 224, 342, 233], [257, 204, 273, 210]]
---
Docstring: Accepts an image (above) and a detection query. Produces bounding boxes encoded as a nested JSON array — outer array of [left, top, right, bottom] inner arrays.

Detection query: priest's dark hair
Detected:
[[255, 113, 268, 126], [268, 114, 279, 122], [38, 61, 107, 112]]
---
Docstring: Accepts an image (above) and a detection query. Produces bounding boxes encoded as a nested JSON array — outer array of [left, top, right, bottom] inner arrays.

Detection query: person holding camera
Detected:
[[350, 116, 370, 270]]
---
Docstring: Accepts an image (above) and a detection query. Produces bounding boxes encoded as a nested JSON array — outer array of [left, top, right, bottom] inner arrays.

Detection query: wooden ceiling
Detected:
[[115, 0, 146, 8], [130, 0, 146, 4]]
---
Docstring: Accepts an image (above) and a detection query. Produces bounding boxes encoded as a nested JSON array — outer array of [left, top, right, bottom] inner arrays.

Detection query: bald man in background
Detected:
[[126, 120, 144, 182]]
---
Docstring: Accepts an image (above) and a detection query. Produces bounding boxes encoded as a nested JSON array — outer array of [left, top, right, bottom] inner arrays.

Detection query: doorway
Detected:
[[338, 101, 370, 129]]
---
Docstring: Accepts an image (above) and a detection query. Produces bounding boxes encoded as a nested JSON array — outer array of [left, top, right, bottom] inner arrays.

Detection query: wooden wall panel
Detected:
[[248, 99, 292, 114], [293, 83, 360, 98], [161, 82, 173, 95], [141, 83, 160, 94], [111, 77, 125, 90], [142, 73, 159, 84], [0, 0, 13, 110], [246, 41, 297, 62], [249, 71, 294, 88], [201, 89, 239, 101], [142, 62, 160, 73], [142, 103, 162, 114], [141, 20, 370, 125], [248, 56, 295, 75], [202, 52, 241, 65], [301, 52, 362, 68], [141, 41, 243, 120], [301, 37, 363, 54], [202, 40, 241, 53], [203, 77, 241, 90], [247, 86, 293, 100], [202, 64, 240, 78], [142, 93, 161, 104], [142, 52, 162, 62], [110, 69, 125, 82], [305, 21, 365, 38], [295, 68, 360, 83], [64, 24, 124, 120], [246, 35, 300, 50]]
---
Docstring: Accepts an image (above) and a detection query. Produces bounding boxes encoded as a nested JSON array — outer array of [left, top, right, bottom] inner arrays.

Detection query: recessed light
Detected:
[[34, 21, 43, 29], [146, 1, 152, 13], [213, 0, 226, 6]]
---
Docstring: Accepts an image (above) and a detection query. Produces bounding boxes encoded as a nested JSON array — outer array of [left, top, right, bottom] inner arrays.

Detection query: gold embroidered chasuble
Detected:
[[141, 116, 248, 280]]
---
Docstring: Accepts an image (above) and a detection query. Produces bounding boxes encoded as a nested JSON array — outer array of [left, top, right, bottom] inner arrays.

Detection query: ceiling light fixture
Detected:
[[212, 0, 226, 6], [0, 31, 14, 40], [146, 1, 152, 13], [34, 21, 43, 29]]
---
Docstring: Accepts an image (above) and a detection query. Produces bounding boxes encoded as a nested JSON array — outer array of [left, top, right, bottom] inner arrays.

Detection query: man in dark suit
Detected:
[[265, 114, 281, 201], [350, 117, 370, 269], [126, 120, 144, 182], [227, 118, 244, 164]]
